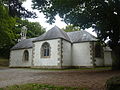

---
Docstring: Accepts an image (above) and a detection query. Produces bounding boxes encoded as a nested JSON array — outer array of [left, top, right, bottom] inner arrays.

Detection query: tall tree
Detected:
[[0, 1, 16, 57], [15, 19, 46, 39], [0, 0, 37, 58], [0, 18, 46, 57], [62, 25, 80, 32], [32, 0, 120, 69], [7, 0, 36, 18]]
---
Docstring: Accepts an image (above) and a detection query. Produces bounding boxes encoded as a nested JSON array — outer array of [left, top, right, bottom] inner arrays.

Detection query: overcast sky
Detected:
[[22, 0, 67, 30], [22, 0, 97, 36]]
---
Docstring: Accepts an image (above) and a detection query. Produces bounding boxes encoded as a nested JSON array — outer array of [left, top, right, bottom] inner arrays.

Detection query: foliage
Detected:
[[32, 0, 120, 69], [0, 83, 87, 90], [0, 0, 37, 58], [32, 0, 120, 49], [15, 19, 46, 39], [6, 0, 36, 18], [0, 18, 46, 58], [62, 25, 80, 32], [106, 76, 120, 90], [0, 57, 9, 66], [0, 1, 16, 57], [0, 1, 44, 57], [0, 0, 42, 58]]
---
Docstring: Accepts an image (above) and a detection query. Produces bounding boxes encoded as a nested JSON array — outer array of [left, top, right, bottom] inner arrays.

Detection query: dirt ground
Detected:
[[0, 68, 120, 90]]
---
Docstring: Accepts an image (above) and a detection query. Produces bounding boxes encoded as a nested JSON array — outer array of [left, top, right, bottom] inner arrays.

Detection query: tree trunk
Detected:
[[112, 46, 120, 70]]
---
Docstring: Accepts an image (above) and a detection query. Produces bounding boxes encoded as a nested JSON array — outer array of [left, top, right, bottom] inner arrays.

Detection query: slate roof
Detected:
[[11, 38, 36, 50], [34, 26, 70, 42], [11, 26, 97, 50], [67, 30, 97, 43]]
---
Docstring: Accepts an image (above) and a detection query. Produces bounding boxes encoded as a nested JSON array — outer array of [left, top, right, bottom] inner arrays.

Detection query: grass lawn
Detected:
[[0, 83, 87, 90], [30, 67, 112, 71], [0, 57, 9, 67]]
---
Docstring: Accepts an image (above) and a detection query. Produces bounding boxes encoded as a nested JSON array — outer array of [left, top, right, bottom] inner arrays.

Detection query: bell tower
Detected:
[[18, 26, 27, 42]]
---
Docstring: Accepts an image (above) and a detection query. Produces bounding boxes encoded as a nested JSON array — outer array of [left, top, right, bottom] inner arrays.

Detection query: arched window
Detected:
[[95, 44, 101, 58], [23, 50, 29, 61], [41, 42, 50, 58]]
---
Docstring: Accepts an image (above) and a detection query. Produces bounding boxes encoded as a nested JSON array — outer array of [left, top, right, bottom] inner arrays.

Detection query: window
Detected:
[[41, 42, 50, 58], [23, 50, 29, 61], [95, 44, 101, 58]]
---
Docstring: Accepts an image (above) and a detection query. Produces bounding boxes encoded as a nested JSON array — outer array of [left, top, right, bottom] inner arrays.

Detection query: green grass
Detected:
[[0, 83, 87, 90], [0, 57, 8, 61], [0, 57, 9, 66], [29, 67, 112, 71]]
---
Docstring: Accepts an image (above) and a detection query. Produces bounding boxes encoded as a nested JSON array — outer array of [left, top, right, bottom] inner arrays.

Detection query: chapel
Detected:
[[9, 26, 112, 68]]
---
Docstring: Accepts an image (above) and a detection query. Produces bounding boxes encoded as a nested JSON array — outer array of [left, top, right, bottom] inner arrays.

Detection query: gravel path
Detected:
[[0, 68, 120, 90]]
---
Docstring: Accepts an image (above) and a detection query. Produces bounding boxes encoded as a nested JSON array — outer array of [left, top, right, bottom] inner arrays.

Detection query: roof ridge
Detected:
[[67, 30, 96, 38], [67, 30, 97, 43], [34, 25, 70, 42], [56, 27, 70, 40]]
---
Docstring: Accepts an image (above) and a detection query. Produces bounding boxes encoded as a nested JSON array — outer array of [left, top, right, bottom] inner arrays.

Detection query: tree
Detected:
[[0, 0, 38, 58], [0, 1, 16, 58], [7, 0, 36, 18], [62, 25, 80, 32], [15, 19, 46, 39], [0, 18, 46, 58], [32, 0, 120, 69]]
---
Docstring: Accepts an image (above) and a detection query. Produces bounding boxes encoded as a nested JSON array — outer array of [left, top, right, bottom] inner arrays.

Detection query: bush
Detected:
[[106, 76, 120, 90]]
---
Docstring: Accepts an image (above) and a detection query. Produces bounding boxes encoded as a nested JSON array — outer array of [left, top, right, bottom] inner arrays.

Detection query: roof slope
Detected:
[[67, 30, 97, 43], [11, 38, 36, 50], [34, 26, 70, 42], [11, 26, 97, 50]]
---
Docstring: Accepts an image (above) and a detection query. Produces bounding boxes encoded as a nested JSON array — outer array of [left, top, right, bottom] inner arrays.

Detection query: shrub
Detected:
[[106, 76, 120, 90]]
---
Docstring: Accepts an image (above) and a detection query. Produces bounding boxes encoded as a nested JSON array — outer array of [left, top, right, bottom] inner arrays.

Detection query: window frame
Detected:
[[95, 44, 102, 58], [41, 42, 51, 58], [23, 50, 29, 61]]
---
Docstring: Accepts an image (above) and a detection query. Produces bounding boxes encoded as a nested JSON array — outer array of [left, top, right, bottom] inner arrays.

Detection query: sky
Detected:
[[22, 0, 67, 30], [22, 0, 97, 37]]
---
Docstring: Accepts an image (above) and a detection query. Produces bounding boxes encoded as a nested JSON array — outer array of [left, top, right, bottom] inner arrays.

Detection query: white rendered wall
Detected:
[[95, 58, 104, 66], [104, 51, 112, 66], [9, 48, 32, 67], [33, 39, 60, 66], [94, 42, 104, 66], [72, 42, 93, 67], [62, 40, 72, 66]]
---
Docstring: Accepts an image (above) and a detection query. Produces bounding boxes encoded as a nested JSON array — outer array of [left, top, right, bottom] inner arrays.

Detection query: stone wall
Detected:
[[33, 39, 60, 67], [72, 42, 93, 67], [62, 39, 72, 66], [9, 48, 32, 67]]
